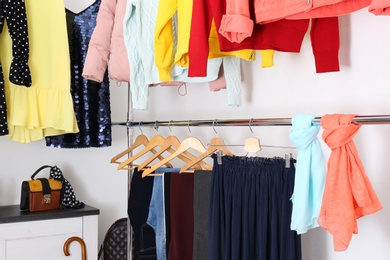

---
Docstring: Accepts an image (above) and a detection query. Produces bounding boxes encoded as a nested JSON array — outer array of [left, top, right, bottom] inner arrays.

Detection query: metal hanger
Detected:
[[244, 118, 262, 154]]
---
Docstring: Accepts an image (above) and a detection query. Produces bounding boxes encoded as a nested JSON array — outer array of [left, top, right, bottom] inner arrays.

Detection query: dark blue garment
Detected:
[[46, 0, 111, 148], [128, 168, 157, 259], [209, 155, 302, 260]]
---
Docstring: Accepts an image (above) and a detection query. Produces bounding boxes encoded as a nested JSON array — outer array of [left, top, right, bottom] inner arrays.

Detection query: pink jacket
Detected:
[[369, 0, 390, 15], [82, 0, 130, 83]]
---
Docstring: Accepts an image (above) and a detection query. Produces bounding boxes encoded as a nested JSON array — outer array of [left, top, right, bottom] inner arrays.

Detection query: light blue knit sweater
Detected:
[[123, 0, 242, 109]]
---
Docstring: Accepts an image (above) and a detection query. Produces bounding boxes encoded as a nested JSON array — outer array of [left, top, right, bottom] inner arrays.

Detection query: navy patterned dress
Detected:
[[46, 0, 112, 148]]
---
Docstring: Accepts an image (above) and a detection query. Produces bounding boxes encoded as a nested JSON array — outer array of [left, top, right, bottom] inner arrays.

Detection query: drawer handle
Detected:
[[64, 236, 87, 260]]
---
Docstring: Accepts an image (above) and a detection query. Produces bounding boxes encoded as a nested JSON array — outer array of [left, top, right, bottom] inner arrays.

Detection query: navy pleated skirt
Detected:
[[209, 155, 301, 260]]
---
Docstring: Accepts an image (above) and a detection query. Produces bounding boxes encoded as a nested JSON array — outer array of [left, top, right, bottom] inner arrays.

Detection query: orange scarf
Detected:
[[319, 114, 382, 251]]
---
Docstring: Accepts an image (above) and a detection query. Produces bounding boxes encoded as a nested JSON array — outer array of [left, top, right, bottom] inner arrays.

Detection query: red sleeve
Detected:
[[310, 17, 340, 73], [188, 0, 213, 77]]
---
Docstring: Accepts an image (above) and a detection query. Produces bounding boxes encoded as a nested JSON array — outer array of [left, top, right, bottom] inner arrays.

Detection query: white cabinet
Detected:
[[0, 205, 99, 260]]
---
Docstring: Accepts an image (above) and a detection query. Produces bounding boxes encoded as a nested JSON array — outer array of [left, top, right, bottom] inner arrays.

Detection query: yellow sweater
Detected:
[[154, 0, 274, 81]]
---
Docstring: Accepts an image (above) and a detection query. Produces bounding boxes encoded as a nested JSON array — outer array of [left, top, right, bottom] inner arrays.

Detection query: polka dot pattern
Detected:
[[0, 65, 8, 136], [2, 0, 32, 87], [50, 166, 85, 209], [0, 0, 32, 135]]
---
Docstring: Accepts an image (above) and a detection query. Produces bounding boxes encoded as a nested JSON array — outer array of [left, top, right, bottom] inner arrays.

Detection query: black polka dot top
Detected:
[[0, 0, 32, 87]]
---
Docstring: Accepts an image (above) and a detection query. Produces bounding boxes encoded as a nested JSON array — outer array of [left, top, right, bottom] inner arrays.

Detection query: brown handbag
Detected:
[[20, 165, 63, 212]]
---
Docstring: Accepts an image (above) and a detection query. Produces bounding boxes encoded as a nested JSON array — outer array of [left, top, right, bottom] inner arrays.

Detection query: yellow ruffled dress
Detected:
[[0, 0, 79, 143]]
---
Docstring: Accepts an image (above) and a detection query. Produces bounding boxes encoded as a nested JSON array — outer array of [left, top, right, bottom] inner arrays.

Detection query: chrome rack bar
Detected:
[[112, 115, 390, 127]]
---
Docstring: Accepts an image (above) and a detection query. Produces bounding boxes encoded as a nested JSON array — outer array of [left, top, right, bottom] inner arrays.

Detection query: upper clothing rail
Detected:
[[112, 115, 390, 128]]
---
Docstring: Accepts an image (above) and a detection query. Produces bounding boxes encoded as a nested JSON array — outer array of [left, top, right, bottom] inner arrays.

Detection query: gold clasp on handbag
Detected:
[[43, 194, 51, 204]]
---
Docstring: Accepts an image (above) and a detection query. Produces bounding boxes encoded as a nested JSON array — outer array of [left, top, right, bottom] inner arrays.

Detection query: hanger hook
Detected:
[[249, 118, 254, 135], [212, 119, 218, 135], [188, 120, 192, 135], [154, 121, 159, 132], [168, 120, 173, 133], [138, 122, 143, 135]]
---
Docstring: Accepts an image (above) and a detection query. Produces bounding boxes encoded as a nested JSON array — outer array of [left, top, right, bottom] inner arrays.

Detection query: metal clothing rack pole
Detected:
[[126, 83, 134, 260], [112, 115, 390, 128]]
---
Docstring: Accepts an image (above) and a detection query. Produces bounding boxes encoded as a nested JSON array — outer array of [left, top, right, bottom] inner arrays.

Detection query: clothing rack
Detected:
[[120, 113, 390, 260], [112, 114, 390, 128]]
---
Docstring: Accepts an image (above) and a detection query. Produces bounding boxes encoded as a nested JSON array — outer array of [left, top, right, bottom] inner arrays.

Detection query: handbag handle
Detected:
[[30, 165, 53, 180]]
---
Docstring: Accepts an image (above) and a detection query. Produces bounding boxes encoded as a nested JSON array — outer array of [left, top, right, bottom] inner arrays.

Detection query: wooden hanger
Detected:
[[179, 137, 234, 173], [111, 134, 166, 168], [117, 135, 173, 170], [141, 136, 213, 177], [244, 118, 262, 154], [137, 135, 207, 171], [244, 137, 262, 153]]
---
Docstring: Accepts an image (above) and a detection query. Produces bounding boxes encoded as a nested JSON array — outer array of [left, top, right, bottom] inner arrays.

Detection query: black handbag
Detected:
[[20, 165, 85, 212], [20, 165, 63, 212]]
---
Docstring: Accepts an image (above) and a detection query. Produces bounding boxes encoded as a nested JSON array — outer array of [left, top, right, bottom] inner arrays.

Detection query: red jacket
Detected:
[[188, 0, 340, 76]]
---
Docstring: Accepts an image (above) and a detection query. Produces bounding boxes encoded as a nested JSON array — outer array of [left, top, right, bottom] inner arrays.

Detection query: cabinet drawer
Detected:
[[6, 232, 82, 260], [0, 205, 99, 260], [0, 217, 82, 240]]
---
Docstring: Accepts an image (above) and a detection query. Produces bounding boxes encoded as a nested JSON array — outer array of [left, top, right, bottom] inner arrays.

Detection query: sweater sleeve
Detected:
[[82, 0, 115, 82], [219, 0, 254, 43], [369, 0, 390, 15], [222, 56, 242, 106], [259, 50, 275, 68], [154, 0, 177, 82], [188, 0, 213, 77], [310, 17, 340, 73]]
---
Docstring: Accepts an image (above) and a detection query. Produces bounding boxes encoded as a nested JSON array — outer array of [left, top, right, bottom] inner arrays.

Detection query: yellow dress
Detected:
[[0, 0, 79, 143]]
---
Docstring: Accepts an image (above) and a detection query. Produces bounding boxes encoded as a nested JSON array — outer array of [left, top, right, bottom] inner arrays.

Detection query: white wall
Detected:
[[1, 6, 390, 259], [0, 83, 130, 247]]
